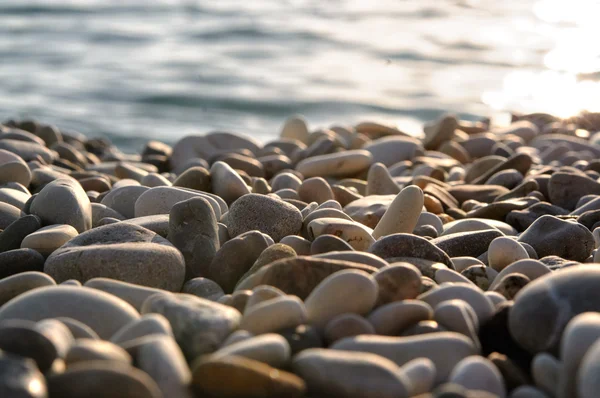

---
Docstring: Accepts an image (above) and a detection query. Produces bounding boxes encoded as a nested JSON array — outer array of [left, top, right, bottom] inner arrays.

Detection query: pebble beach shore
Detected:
[[1, 112, 600, 397]]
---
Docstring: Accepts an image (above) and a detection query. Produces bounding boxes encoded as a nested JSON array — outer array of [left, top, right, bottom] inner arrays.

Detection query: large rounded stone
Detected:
[[168, 197, 219, 280], [142, 293, 241, 360], [30, 178, 91, 232], [293, 348, 410, 398], [518, 215, 594, 261], [0, 286, 139, 339], [228, 194, 302, 242], [207, 231, 271, 293], [509, 265, 600, 353], [44, 223, 185, 291]]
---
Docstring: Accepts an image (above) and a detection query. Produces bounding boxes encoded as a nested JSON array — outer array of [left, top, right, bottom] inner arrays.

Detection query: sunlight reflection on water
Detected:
[[483, 0, 600, 118]]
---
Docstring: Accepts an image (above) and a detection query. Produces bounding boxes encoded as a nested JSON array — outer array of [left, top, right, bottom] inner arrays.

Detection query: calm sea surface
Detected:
[[0, 0, 598, 151]]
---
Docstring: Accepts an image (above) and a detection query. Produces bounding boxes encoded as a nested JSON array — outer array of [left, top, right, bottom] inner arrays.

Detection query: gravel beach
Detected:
[[1, 112, 600, 397]]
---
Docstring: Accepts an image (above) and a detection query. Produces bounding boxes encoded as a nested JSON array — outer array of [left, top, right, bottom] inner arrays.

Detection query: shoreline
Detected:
[[0, 111, 600, 396]]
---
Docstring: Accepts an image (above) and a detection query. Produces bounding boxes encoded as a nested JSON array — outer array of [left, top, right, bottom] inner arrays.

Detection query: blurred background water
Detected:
[[0, 0, 598, 152]]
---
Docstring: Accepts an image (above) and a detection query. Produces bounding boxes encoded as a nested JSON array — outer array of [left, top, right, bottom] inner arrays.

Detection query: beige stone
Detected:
[[240, 295, 307, 334], [373, 185, 424, 239], [307, 217, 374, 251], [296, 150, 372, 178], [21, 224, 78, 256]]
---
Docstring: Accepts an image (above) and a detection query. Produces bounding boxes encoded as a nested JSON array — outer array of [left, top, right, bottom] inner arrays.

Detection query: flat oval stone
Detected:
[[431, 229, 503, 258], [0, 286, 139, 340], [134, 186, 223, 219], [305, 270, 378, 329], [210, 161, 251, 204], [141, 293, 241, 360], [122, 334, 192, 398], [0, 187, 30, 209], [418, 283, 495, 324], [110, 313, 173, 345], [488, 237, 529, 272], [191, 355, 305, 398], [240, 295, 307, 335], [21, 224, 78, 257], [343, 194, 395, 229], [368, 233, 454, 268], [0, 248, 46, 279], [228, 194, 302, 242], [307, 218, 375, 251], [332, 332, 478, 383], [30, 178, 91, 233], [313, 251, 388, 269], [0, 271, 55, 306], [489, 259, 550, 290], [45, 223, 185, 291], [367, 300, 433, 336], [235, 256, 378, 299], [0, 139, 55, 163], [373, 263, 422, 305], [47, 361, 162, 398], [293, 348, 410, 398], [443, 218, 516, 236], [364, 135, 422, 166], [0, 202, 24, 230], [296, 150, 372, 178], [324, 314, 375, 344]]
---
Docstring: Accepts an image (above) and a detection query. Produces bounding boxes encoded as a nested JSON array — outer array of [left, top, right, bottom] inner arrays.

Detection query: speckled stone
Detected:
[[373, 263, 422, 305], [227, 194, 302, 242]]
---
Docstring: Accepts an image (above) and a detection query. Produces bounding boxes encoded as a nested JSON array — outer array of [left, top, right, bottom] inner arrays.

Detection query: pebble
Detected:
[[367, 300, 433, 336], [532, 352, 561, 396], [313, 251, 389, 269], [0, 202, 24, 230], [509, 265, 600, 353], [44, 222, 185, 291], [0, 271, 55, 306], [518, 215, 594, 261], [46, 361, 162, 398], [372, 185, 424, 239], [293, 348, 410, 398], [364, 135, 422, 166], [20, 224, 78, 256], [191, 355, 306, 398], [240, 295, 307, 334], [366, 162, 401, 196], [493, 273, 530, 300], [296, 150, 373, 178], [373, 263, 422, 305], [298, 177, 335, 204], [210, 160, 251, 204], [134, 186, 224, 219], [488, 237, 530, 271], [110, 313, 173, 345], [207, 230, 271, 293], [100, 185, 149, 219], [172, 166, 211, 191], [307, 217, 375, 251], [0, 285, 139, 339], [332, 332, 478, 383], [432, 229, 503, 258], [324, 313, 375, 344], [305, 269, 378, 329], [577, 337, 600, 398], [434, 300, 480, 347], [418, 283, 495, 324], [368, 233, 454, 268], [227, 193, 302, 241], [142, 293, 241, 360], [65, 338, 131, 366], [168, 197, 219, 279], [210, 333, 291, 368], [448, 356, 506, 398], [30, 178, 91, 233]]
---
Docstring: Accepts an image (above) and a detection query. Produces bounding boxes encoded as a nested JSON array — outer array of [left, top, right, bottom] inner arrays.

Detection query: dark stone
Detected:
[[577, 209, 600, 230], [471, 153, 533, 185], [413, 224, 439, 239], [368, 233, 454, 268], [466, 197, 540, 221], [488, 352, 529, 392], [0, 215, 41, 253], [518, 215, 594, 261], [506, 202, 569, 231], [431, 229, 502, 258], [401, 320, 447, 336], [0, 320, 59, 373], [479, 302, 532, 373], [0, 248, 45, 279], [277, 324, 323, 355], [172, 166, 211, 192], [447, 185, 510, 205], [548, 172, 600, 210]]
